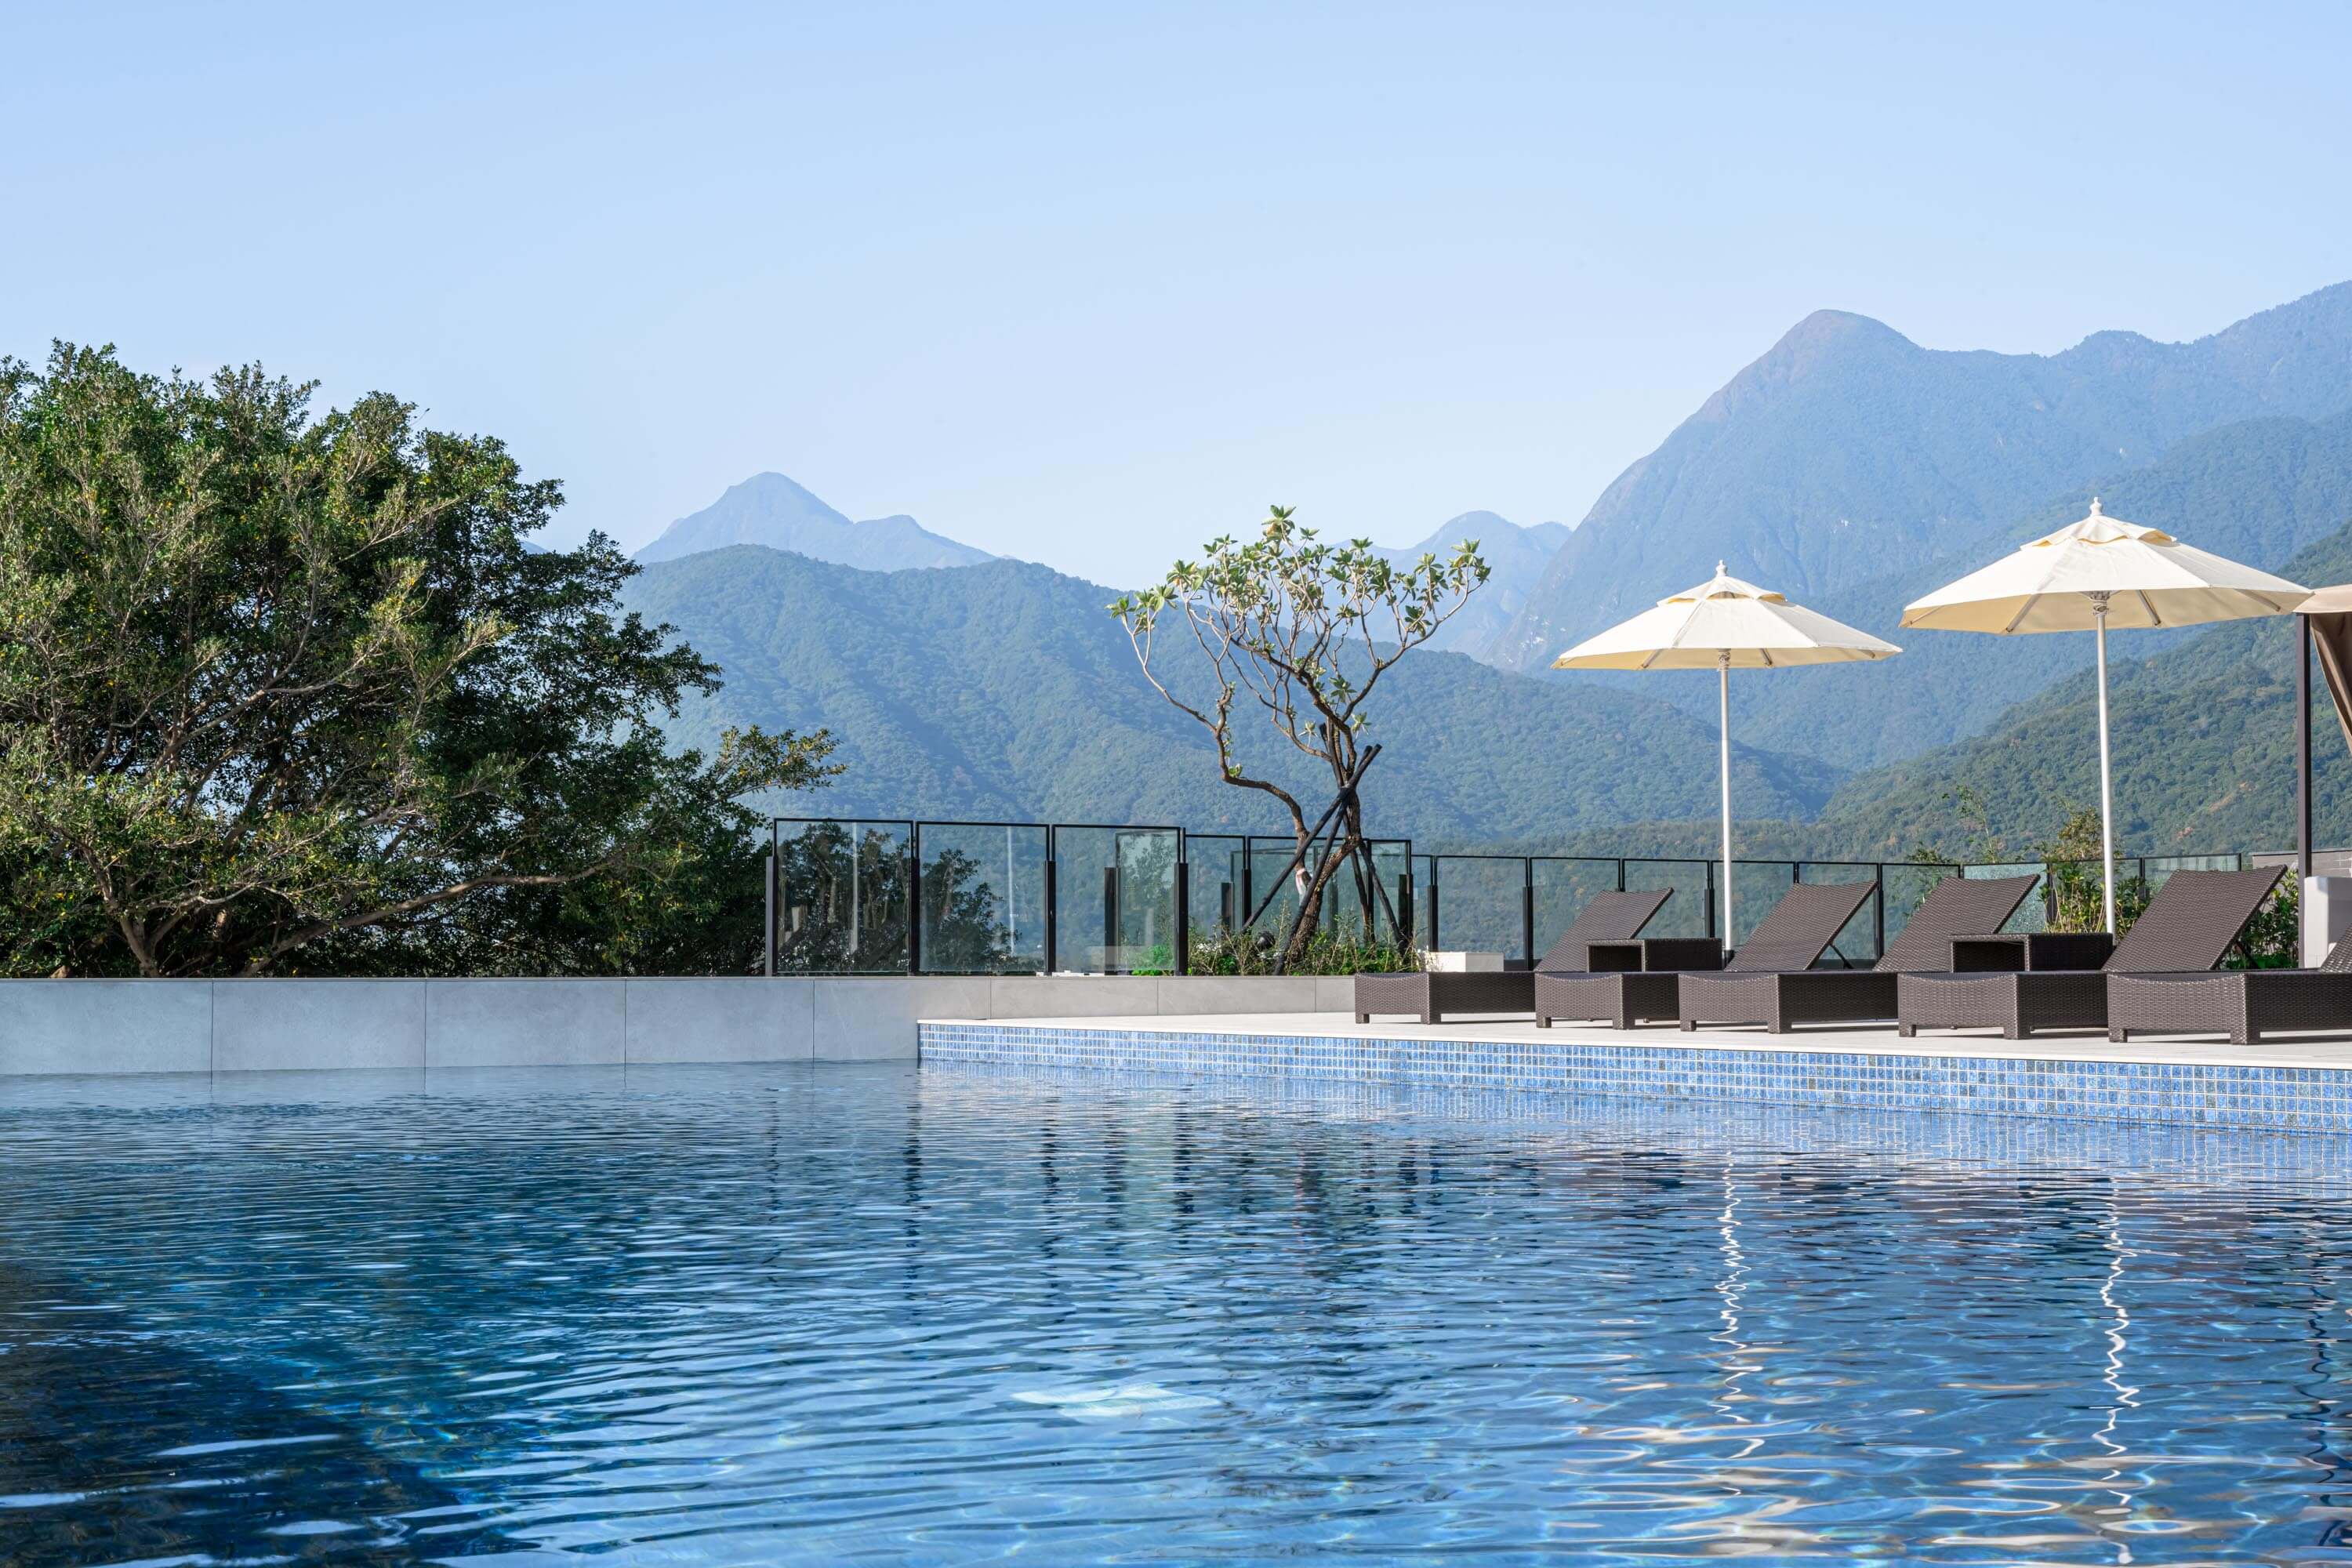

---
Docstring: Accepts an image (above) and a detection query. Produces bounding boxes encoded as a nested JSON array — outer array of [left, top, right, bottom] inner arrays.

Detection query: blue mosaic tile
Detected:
[[915, 1022, 2352, 1135]]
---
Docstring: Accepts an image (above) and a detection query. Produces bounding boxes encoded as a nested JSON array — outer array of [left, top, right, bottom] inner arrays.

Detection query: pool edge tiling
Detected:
[[918, 1017, 2352, 1133]]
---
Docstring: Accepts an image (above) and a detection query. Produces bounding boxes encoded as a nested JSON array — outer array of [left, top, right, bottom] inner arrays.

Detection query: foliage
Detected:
[[0, 344, 835, 977], [1904, 784, 2009, 866], [2231, 880, 2299, 969], [1110, 506, 1486, 968], [2034, 808, 2147, 935], [1184, 924, 1417, 977]]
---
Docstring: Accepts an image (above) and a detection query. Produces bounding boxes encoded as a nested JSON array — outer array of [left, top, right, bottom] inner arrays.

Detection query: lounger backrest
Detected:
[[1726, 880, 1876, 972], [2322, 929, 2352, 973], [1873, 873, 2038, 973], [2103, 866, 2285, 973], [1536, 887, 1671, 970]]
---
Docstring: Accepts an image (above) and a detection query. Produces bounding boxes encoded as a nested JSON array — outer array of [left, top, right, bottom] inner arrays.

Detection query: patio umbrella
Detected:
[[1902, 499, 2308, 932], [1554, 563, 1899, 942]]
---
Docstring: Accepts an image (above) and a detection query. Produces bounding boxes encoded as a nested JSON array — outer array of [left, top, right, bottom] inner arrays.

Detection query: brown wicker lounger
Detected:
[[1896, 866, 2284, 1040], [2108, 928, 2352, 1044], [1537, 881, 1871, 1029], [1354, 887, 1672, 1024], [1675, 873, 2037, 1033]]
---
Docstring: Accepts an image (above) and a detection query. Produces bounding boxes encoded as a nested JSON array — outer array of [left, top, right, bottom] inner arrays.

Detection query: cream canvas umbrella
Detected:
[[1902, 499, 2309, 932], [1555, 563, 1899, 942]]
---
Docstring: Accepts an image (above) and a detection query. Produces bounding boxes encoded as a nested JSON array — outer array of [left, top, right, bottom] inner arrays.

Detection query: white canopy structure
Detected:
[[1555, 564, 1900, 941], [1903, 499, 2308, 931]]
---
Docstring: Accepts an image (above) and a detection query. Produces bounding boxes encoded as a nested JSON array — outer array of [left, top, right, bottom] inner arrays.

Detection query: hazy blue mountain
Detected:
[[1377, 511, 1571, 664], [635, 472, 993, 569], [620, 544, 1838, 844], [1498, 282, 2352, 681]]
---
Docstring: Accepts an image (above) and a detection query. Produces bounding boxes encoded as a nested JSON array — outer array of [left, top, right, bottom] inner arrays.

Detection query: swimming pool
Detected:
[[5, 1063, 2352, 1564]]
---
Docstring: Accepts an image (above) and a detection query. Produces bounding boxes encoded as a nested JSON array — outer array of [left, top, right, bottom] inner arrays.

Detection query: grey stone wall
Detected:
[[0, 974, 1356, 1076]]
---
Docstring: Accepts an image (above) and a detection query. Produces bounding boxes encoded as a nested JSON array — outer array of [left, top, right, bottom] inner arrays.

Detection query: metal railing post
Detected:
[[764, 848, 777, 977], [1873, 862, 1886, 961], [1174, 835, 1190, 975], [906, 826, 922, 976], [1521, 859, 1538, 961], [1705, 859, 1718, 940], [1044, 827, 1059, 974], [1428, 859, 1442, 952]]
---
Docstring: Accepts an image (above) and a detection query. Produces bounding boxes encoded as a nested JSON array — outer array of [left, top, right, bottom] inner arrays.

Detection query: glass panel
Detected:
[[774, 821, 911, 974], [1621, 859, 1715, 938], [1243, 837, 1301, 938], [1410, 855, 1436, 952], [916, 824, 1046, 974], [1797, 862, 1882, 967], [1966, 862, 2051, 933], [1185, 835, 1246, 938], [1363, 840, 1414, 949], [1730, 862, 1797, 950], [1881, 862, 1961, 950], [1429, 856, 1526, 960], [1531, 858, 1621, 964], [1052, 827, 1179, 973]]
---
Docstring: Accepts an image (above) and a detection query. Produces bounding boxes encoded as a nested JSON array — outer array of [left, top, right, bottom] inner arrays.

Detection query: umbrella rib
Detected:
[[2002, 593, 2040, 634], [2138, 588, 2162, 627]]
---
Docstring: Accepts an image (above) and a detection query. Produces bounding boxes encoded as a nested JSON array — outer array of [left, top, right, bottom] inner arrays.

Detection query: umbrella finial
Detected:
[[1715, 559, 1726, 575], [2089, 495, 2103, 516]]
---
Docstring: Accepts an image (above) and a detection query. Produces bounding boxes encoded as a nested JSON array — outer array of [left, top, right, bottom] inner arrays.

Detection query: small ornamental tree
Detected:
[[1110, 506, 1487, 969]]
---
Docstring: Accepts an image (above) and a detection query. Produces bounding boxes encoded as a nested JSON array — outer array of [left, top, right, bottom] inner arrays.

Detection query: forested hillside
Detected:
[[622, 545, 1839, 842]]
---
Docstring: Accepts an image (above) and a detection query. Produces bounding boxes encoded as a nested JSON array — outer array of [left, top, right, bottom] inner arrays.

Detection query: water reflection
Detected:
[[2, 1065, 2352, 1563]]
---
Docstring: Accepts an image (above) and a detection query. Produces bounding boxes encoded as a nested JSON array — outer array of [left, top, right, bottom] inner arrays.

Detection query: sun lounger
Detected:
[[1675, 873, 2036, 1033], [1353, 887, 1671, 1025], [2107, 925, 2350, 1044], [1536, 880, 1871, 1029], [1896, 866, 2284, 1040]]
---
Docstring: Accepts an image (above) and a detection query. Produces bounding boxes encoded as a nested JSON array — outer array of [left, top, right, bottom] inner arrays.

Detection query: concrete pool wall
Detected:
[[0, 975, 1359, 1076]]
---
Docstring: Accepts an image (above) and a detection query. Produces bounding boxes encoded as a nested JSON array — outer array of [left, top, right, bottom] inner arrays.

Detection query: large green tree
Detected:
[[0, 343, 833, 977]]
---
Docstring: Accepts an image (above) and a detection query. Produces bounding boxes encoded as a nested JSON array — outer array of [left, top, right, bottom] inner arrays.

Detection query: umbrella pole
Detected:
[[2093, 597, 2116, 935], [1719, 651, 1734, 946]]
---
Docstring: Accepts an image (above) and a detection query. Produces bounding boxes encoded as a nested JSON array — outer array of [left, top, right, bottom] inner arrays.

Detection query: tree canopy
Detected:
[[1112, 506, 1487, 965], [0, 343, 833, 976]]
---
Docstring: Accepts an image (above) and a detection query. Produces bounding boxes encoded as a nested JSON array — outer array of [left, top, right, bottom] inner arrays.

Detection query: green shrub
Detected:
[[1185, 926, 1416, 976]]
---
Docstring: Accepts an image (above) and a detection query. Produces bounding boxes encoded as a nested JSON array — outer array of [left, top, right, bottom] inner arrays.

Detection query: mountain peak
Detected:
[[636, 475, 992, 570]]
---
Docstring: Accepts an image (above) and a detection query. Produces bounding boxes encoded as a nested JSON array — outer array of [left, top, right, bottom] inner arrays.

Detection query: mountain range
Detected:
[[1499, 284, 2352, 677], [617, 278, 2352, 857], [635, 472, 996, 570], [1377, 513, 1570, 662], [619, 545, 1836, 841]]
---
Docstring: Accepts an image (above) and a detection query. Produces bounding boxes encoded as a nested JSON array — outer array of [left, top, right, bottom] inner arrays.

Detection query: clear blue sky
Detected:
[[7, 2, 2347, 586]]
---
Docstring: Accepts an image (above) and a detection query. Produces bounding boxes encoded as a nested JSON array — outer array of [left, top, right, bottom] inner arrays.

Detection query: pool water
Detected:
[[6, 1064, 2352, 1565]]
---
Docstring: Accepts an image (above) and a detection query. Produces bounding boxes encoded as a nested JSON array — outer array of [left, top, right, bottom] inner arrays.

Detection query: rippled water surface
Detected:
[[8, 1064, 2352, 1564]]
